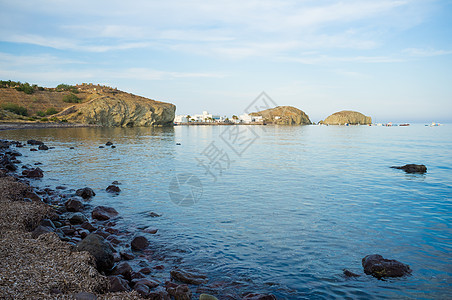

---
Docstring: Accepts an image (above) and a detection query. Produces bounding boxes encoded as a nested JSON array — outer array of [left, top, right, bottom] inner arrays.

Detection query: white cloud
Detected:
[[403, 48, 452, 57]]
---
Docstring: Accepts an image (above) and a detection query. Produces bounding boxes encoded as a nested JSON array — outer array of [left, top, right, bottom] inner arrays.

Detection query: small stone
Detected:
[[99, 146, 105, 148], [56, 185, 67, 189], [65, 198, 84, 212], [31, 225, 54, 238], [22, 167, 43, 178], [131, 236, 149, 251], [92, 205, 119, 220], [166, 282, 191, 300], [38, 144, 49, 150], [200, 294, 219, 300], [106, 141, 113, 146], [69, 212, 88, 224], [81, 221, 96, 232], [106, 185, 121, 193], [120, 252, 135, 260], [112, 262, 133, 280], [148, 212, 161, 217], [111, 181, 120, 185], [69, 147, 75, 149], [111, 146, 116, 149], [170, 268, 207, 285], [143, 228, 158, 234], [131, 278, 160, 289], [76, 234, 114, 272], [30, 148, 38, 151], [391, 164, 427, 174], [134, 284, 150, 298], [343, 269, 360, 277], [130, 271, 145, 280], [139, 267, 152, 274], [108, 276, 130, 292], [76, 187, 96, 199]]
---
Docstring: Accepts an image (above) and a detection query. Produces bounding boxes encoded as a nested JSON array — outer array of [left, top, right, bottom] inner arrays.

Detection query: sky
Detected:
[[0, 0, 451, 123]]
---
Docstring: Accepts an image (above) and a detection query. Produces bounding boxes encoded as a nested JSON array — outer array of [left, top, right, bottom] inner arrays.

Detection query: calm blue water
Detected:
[[2, 124, 452, 299]]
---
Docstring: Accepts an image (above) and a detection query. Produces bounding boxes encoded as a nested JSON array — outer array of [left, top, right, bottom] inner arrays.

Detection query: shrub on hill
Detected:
[[45, 107, 58, 115], [56, 84, 79, 93], [1, 103, 28, 116], [62, 93, 82, 103]]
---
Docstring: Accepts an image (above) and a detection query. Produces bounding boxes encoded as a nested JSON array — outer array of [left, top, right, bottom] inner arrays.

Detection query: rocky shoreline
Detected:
[[0, 122, 99, 131], [0, 139, 278, 300], [0, 137, 415, 299]]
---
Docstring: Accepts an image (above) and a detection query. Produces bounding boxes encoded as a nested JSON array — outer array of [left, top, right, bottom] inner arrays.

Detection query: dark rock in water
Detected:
[[65, 198, 84, 212], [391, 164, 427, 174], [139, 267, 152, 274], [22, 167, 44, 178], [149, 286, 170, 300], [106, 185, 121, 193], [93, 229, 110, 239], [132, 278, 160, 289], [108, 275, 130, 292], [166, 281, 192, 300], [79, 229, 90, 239], [143, 228, 158, 234], [362, 254, 412, 279], [120, 251, 135, 260], [148, 212, 161, 217], [27, 139, 44, 145], [199, 294, 219, 300], [76, 187, 96, 199], [111, 145, 116, 149], [55, 185, 67, 189], [76, 233, 114, 272], [40, 219, 56, 229], [112, 262, 133, 280], [31, 225, 54, 238], [130, 271, 145, 280], [92, 205, 119, 220], [74, 292, 97, 300], [0, 156, 17, 171], [134, 283, 150, 298], [70, 147, 75, 149], [81, 221, 96, 232], [30, 148, 38, 151], [106, 141, 113, 146], [60, 225, 76, 236], [131, 236, 149, 251], [69, 212, 88, 224], [5, 150, 21, 157], [242, 294, 277, 300], [170, 268, 207, 285], [38, 144, 49, 150], [343, 269, 360, 277], [111, 181, 120, 185], [176, 143, 181, 145], [99, 146, 105, 149]]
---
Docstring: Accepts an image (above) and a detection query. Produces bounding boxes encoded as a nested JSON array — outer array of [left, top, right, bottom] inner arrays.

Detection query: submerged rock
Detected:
[[92, 206, 119, 220], [321, 110, 372, 125], [362, 254, 412, 279], [391, 164, 427, 174], [38, 144, 49, 150], [106, 185, 121, 193], [76, 187, 96, 199], [170, 268, 207, 285], [165, 281, 192, 300], [242, 294, 277, 300], [131, 236, 149, 251], [65, 198, 84, 212], [22, 167, 44, 178], [343, 269, 360, 277], [75, 233, 114, 272]]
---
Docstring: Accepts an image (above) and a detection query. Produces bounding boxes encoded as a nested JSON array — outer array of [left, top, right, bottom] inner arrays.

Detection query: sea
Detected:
[[2, 124, 451, 299]]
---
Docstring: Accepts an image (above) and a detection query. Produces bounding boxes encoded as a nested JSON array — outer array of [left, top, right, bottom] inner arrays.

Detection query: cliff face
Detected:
[[56, 93, 175, 127], [250, 106, 311, 125], [322, 110, 371, 125]]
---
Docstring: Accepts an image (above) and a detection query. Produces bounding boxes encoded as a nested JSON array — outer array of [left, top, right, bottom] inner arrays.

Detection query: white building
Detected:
[[174, 115, 188, 123], [239, 113, 264, 123]]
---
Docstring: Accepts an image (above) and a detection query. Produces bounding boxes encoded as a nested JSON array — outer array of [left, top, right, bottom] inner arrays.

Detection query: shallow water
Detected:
[[2, 124, 452, 299]]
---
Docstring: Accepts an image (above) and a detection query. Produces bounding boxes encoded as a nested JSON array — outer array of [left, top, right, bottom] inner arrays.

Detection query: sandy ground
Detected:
[[0, 174, 141, 299]]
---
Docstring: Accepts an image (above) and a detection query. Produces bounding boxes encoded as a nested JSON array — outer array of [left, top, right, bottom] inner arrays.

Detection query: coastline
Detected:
[[0, 122, 99, 131], [0, 138, 275, 299]]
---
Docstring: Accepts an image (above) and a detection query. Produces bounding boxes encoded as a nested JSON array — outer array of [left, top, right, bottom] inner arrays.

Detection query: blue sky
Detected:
[[0, 0, 451, 122]]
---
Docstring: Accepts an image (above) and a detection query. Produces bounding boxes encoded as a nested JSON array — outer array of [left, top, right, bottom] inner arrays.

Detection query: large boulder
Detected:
[[55, 92, 175, 127], [250, 106, 311, 125], [131, 236, 149, 251], [22, 167, 44, 178], [321, 110, 372, 125], [362, 254, 412, 279], [75, 233, 114, 272], [170, 268, 207, 285]]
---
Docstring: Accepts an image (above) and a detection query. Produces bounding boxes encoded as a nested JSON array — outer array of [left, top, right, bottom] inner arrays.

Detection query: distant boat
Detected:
[[428, 122, 441, 127], [399, 123, 410, 126]]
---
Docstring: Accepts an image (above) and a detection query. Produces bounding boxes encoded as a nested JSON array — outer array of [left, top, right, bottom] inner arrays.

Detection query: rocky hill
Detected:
[[250, 106, 311, 125], [321, 110, 372, 125], [0, 83, 175, 126]]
